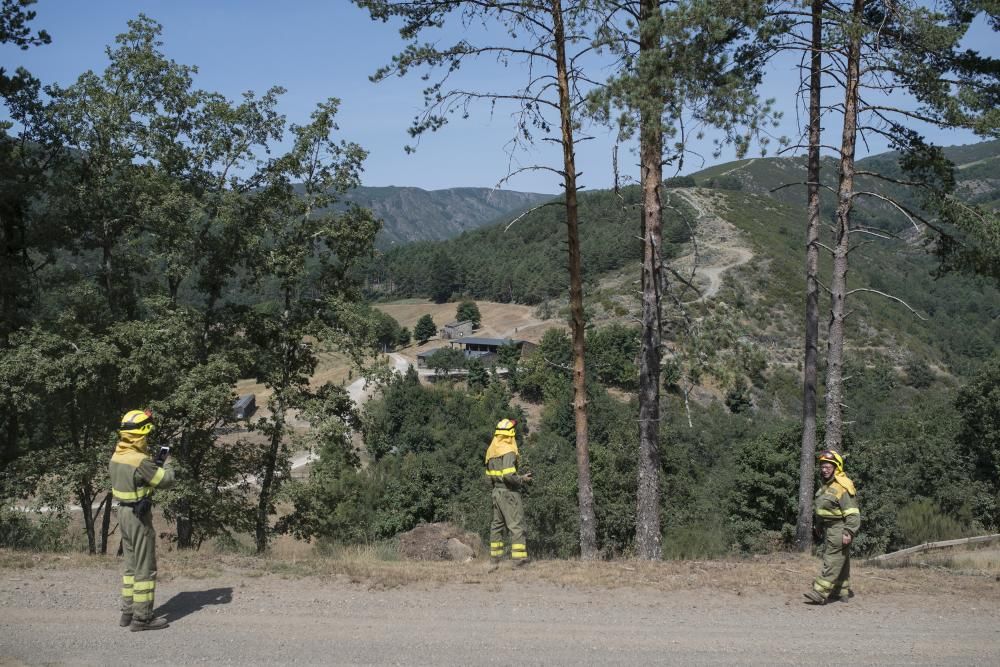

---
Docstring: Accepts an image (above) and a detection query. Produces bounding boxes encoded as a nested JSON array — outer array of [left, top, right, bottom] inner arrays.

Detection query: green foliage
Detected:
[[425, 347, 466, 376], [0, 509, 70, 551], [414, 314, 436, 344], [370, 309, 405, 351], [849, 390, 987, 553], [0, 17, 380, 554], [587, 323, 639, 391], [398, 327, 412, 347], [465, 358, 489, 392], [455, 300, 481, 328], [664, 175, 696, 188], [904, 357, 935, 389], [955, 356, 1000, 524], [283, 376, 521, 543], [896, 500, 969, 546], [704, 175, 742, 191], [726, 425, 800, 553], [361, 187, 693, 304]]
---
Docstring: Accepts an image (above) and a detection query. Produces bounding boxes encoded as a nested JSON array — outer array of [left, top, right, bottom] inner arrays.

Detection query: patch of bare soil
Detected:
[[673, 188, 754, 302], [397, 522, 484, 561], [2, 550, 999, 665]]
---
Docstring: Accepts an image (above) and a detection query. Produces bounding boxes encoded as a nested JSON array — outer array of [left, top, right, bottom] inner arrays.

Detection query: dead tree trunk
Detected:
[[796, 0, 824, 551], [552, 0, 597, 559], [824, 0, 863, 453]]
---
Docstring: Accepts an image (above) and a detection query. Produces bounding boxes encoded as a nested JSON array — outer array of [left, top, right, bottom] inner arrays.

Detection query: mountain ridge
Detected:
[[340, 185, 554, 246]]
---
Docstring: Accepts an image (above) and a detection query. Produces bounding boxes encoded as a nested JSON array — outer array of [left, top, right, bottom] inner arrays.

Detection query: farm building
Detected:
[[440, 320, 474, 339]]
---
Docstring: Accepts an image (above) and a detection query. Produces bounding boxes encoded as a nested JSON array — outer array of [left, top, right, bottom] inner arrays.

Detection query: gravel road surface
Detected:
[[2, 561, 999, 665]]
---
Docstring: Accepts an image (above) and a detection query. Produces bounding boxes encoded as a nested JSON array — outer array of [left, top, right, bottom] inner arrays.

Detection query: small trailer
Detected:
[[232, 393, 256, 420]]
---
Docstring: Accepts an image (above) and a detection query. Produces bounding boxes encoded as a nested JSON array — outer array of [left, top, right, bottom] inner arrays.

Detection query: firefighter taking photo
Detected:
[[109, 409, 176, 631], [485, 418, 532, 570]]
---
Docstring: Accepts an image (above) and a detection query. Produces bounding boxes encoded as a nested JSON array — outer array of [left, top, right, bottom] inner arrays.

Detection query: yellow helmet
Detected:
[[495, 418, 517, 437], [120, 409, 154, 436], [818, 449, 844, 473]]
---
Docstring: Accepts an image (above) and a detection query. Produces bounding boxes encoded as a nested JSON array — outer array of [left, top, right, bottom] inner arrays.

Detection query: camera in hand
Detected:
[[154, 446, 170, 466]]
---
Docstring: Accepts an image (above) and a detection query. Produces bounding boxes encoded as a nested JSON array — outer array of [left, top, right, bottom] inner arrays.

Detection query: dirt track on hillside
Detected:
[[3, 555, 999, 666]]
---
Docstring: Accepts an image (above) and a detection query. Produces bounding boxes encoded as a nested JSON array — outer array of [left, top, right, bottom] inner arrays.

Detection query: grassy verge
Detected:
[[3, 546, 997, 597]]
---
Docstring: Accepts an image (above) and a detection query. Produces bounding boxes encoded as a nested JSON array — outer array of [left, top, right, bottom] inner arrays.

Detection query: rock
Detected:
[[396, 522, 484, 561], [445, 538, 474, 562]]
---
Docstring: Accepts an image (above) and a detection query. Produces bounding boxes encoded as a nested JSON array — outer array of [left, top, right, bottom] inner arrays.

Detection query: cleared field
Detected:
[[375, 299, 565, 344]]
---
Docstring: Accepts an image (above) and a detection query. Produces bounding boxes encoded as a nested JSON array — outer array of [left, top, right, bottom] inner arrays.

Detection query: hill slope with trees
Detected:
[[338, 186, 554, 247]]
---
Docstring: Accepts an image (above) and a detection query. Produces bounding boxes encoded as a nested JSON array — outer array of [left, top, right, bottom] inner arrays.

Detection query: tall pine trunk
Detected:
[[551, 0, 597, 559], [796, 0, 824, 551], [635, 0, 665, 561], [824, 0, 863, 453]]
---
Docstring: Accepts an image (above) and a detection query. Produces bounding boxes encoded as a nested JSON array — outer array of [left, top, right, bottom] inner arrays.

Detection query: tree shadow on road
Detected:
[[155, 587, 233, 623]]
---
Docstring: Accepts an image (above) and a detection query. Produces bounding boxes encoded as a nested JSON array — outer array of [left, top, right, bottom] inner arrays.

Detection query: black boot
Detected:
[[130, 617, 169, 632]]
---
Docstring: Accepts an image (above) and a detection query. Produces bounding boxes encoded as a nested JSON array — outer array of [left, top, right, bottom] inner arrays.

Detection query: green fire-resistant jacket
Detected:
[[814, 478, 861, 536], [109, 433, 175, 503], [486, 451, 528, 490]]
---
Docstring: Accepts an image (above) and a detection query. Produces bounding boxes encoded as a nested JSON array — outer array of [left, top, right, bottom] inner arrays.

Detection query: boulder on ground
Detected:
[[397, 522, 483, 561]]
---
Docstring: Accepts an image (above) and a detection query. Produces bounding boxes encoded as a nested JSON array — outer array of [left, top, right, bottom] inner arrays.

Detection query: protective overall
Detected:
[[109, 410, 175, 629], [486, 419, 529, 565], [811, 449, 860, 602]]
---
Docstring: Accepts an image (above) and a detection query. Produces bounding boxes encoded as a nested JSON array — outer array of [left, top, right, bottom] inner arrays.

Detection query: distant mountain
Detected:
[[339, 186, 554, 246], [688, 139, 1000, 227]]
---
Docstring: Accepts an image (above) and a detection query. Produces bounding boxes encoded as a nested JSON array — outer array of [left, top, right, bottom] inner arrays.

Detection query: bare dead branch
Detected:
[[846, 288, 927, 320]]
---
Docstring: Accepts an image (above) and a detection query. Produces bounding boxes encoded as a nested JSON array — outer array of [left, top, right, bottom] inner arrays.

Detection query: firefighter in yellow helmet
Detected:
[[805, 449, 861, 604], [109, 409, 175, 631], [485, 418, 532, 570]]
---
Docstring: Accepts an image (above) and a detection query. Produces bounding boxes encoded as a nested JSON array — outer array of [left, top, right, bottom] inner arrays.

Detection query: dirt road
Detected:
[[2, 556, 999, 665]]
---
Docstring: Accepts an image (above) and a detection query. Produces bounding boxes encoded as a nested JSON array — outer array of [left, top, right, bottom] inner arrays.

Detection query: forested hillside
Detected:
[[337, 186, 553, 247], [362, 143, 1000, 383], [359, 186, 696, 304], [690, 140, 1000, 230]]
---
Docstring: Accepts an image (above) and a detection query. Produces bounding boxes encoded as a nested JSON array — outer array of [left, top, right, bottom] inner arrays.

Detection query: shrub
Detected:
[[896, 500, 968, 546], [0, 509, 71, 551]]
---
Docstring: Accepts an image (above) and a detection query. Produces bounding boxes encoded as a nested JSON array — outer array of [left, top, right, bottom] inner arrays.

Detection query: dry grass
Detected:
[[6, 546, 997, 598], [872, 547, 1000, 577], [234, 349, 356, 406], [375, 299, 564, 345]]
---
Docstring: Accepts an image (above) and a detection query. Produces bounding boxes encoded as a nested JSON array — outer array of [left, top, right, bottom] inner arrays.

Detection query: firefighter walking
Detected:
[[110, 409, 176, 631], [805, 449, 861, 604], [485, 418, 532, 570]]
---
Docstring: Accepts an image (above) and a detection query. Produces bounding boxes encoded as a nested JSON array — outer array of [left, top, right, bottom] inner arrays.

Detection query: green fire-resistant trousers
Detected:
[[813, 523, 851, 600], [119, 507, 158, 621], [490, 487, 527, 561]]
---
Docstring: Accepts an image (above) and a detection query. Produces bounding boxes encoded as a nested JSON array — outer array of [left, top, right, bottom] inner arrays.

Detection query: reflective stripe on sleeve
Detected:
[[149, 467, 166, 487], [112, 487, 152, 501], [842, 507, 860, 516], [486, 468, 517, 477], [816, 508, 844, 518]]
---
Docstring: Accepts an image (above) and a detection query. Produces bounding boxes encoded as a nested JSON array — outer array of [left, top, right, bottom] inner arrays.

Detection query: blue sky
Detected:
[[3, 2, 996, 194]]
